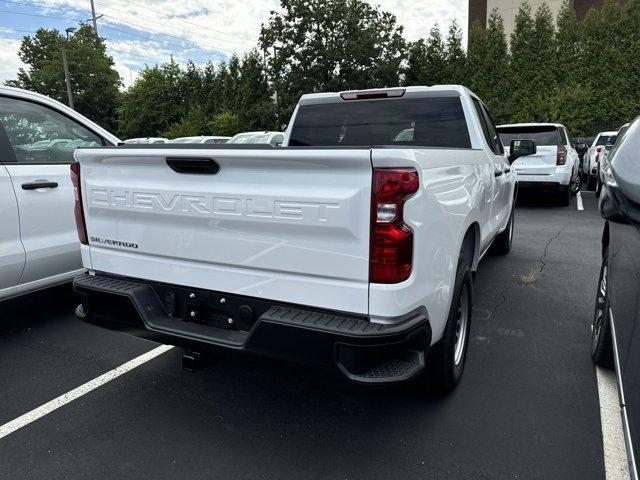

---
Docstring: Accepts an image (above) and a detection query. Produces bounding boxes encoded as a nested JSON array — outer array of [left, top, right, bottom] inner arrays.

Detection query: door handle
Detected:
[[504, 167, 511, 173], [494, 170, 503, 177], [21, 181, 59, 190]]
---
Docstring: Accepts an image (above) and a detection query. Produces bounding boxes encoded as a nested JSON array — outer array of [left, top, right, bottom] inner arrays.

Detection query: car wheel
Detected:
[[492, 207, 514, 255], [427, 258, 473, 391], [558, 185, 571, 206], [591, 248, 614, 368], [587, 175, 596, 191], [571, 170, 582, 195]]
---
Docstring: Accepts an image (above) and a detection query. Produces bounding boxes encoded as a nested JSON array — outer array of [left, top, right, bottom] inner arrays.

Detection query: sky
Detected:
[[0, 0, 468, 89]]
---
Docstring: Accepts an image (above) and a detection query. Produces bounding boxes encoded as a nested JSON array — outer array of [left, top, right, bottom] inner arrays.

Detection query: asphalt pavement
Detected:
[[0, 189, 607, 479]]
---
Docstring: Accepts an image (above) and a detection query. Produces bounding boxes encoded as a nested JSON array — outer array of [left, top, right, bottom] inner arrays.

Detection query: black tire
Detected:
[[427, 258, 473, 391], [571, 170, 582, 195], [492, 207, 514, 255], [595, 168, 602, 198], [591, 249, 614, 368], [558, 185, 571, 206], [587, 175, 597, 191]]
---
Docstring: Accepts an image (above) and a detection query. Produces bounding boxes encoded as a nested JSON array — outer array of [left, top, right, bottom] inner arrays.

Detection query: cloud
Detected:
[[0, 38, 25, 84], [0, 0, 468, 88]]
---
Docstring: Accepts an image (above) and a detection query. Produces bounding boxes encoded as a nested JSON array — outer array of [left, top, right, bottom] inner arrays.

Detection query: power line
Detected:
[[0, 0, 253, 52], [115, 0, 255, 45]]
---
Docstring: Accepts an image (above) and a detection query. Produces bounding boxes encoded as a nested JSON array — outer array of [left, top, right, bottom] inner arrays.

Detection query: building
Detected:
[[468, 0, 618, 38]]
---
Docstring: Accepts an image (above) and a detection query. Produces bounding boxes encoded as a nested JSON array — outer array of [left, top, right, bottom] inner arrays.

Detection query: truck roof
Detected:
[[298, 85, 476, 105]]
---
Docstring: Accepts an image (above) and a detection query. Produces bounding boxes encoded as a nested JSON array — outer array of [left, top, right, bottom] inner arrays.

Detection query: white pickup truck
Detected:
[[73, 86, 530, 390], [0, 86, 118, 301]]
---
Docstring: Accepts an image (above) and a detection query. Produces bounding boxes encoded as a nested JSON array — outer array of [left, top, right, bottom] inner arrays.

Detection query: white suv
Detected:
[[0, 86, 118, 301], [497, 123, 581, 205], [584, 131, 618, 191]]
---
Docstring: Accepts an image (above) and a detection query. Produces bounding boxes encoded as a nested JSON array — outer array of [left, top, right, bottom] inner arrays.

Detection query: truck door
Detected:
[[0, 95, 104, 285], [0, 124, 24, 293], [471, 98, 509, 237]]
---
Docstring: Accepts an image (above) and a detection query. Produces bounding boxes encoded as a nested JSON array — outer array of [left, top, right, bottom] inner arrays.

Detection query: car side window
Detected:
[[560, 128, 570, 146], [472, 98, 503, 155], [270, 134, 284, 147], [0, 96, 103, 164]]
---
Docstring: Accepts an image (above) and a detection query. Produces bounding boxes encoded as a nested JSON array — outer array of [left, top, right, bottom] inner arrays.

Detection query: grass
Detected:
[[520, 270, 541, 285]]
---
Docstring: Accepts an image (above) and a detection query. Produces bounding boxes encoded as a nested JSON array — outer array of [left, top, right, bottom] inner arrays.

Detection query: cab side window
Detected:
[[0, 96, 103, 164], [472, 98, 504, 155]]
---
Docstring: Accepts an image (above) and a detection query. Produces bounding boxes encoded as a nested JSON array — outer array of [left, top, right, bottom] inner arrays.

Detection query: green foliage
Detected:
[[116, 60, 185, 139], [259, 0, 406, 121], [211, 110, 241, 136], [162, 105, 212, 138], [5, 24, 121, 131], [8, 0, 639, 139]]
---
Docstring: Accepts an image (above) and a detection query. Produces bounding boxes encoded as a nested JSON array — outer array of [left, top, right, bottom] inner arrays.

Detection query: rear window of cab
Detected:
[[289, 96, 471, 149], [497, 126, 560, 147]]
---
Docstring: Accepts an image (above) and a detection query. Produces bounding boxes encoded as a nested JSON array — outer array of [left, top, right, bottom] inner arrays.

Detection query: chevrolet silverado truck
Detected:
[[72, 86, 531, 390]]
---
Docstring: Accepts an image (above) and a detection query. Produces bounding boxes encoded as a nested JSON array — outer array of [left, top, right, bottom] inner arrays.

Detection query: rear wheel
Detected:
[[427, 258, 473, 391], [591, 248, 614, 368]]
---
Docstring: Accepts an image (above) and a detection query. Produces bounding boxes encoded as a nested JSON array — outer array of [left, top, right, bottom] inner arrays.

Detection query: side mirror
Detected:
[[509, 139, 536, 164]]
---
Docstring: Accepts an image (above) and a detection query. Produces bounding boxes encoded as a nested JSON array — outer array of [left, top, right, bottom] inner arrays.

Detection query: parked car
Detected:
[[584, 131, 618, 190], [73, 85, 526, 391], [596, 123, 630, 198], [591, 115, 640, 480], [170, 136, 230, 144], [227, 131, 285, 146], [0, 86, 119, 301], [123, 137, 169, 144], [496, 123, 581, 205]]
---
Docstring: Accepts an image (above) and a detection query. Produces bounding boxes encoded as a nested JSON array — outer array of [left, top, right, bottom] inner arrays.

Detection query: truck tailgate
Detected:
[[76, 147, 372, 314]]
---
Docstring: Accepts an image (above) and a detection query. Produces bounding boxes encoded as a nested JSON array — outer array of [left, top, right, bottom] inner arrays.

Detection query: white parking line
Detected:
[[0, 344, 173, 440], [577, 192, 584, 211], [596, 366, 631, 480]]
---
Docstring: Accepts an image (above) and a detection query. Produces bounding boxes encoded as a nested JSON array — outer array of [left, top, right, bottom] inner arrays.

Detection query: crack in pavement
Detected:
[[489, 223, 570, 320]]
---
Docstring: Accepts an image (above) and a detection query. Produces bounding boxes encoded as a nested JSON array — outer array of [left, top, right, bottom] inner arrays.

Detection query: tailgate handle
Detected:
[[166, 158, 220, 175]]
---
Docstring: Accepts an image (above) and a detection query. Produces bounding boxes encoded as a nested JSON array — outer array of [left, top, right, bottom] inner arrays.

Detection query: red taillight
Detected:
[[595, 147, 602, 163], [556, 146, 567, 166], [370, 168, 419, 283], [70, 162, 88, 245]]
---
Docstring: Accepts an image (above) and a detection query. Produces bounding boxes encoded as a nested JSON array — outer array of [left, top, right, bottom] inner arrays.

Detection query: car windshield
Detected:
[[289, 96, 471, 148], [228, 133, 270, 144], [498, 126, 560, 146], [596, 134, 617, 146]]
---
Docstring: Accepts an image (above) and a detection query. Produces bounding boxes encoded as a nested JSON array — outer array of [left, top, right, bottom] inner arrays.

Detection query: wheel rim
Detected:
[[592, 264, 607, 350], [454, 285, 469, 366]]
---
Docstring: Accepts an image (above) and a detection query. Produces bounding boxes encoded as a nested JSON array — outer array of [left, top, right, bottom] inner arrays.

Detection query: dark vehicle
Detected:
[[591, 116, 640, 480]]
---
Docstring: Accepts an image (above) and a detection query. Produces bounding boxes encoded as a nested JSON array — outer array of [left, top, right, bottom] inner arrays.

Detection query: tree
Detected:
[[509, 2, 557, 122], [465, 11, 511, 123], [444, 20, 466, 85], [211, 110, 241, 136], [6, 24, 121, 131], [117, 60, 185, 139], [555, 0, 581, 86], [162, 104, 212, 138], [260, 0, 406, 121], [236, 50, 277, 130], [403, 25, 447, 86]]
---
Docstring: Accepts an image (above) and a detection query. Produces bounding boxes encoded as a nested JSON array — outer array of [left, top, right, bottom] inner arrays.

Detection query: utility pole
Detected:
[[90, 0, 99, 36], [62, 27, 75, 110]]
